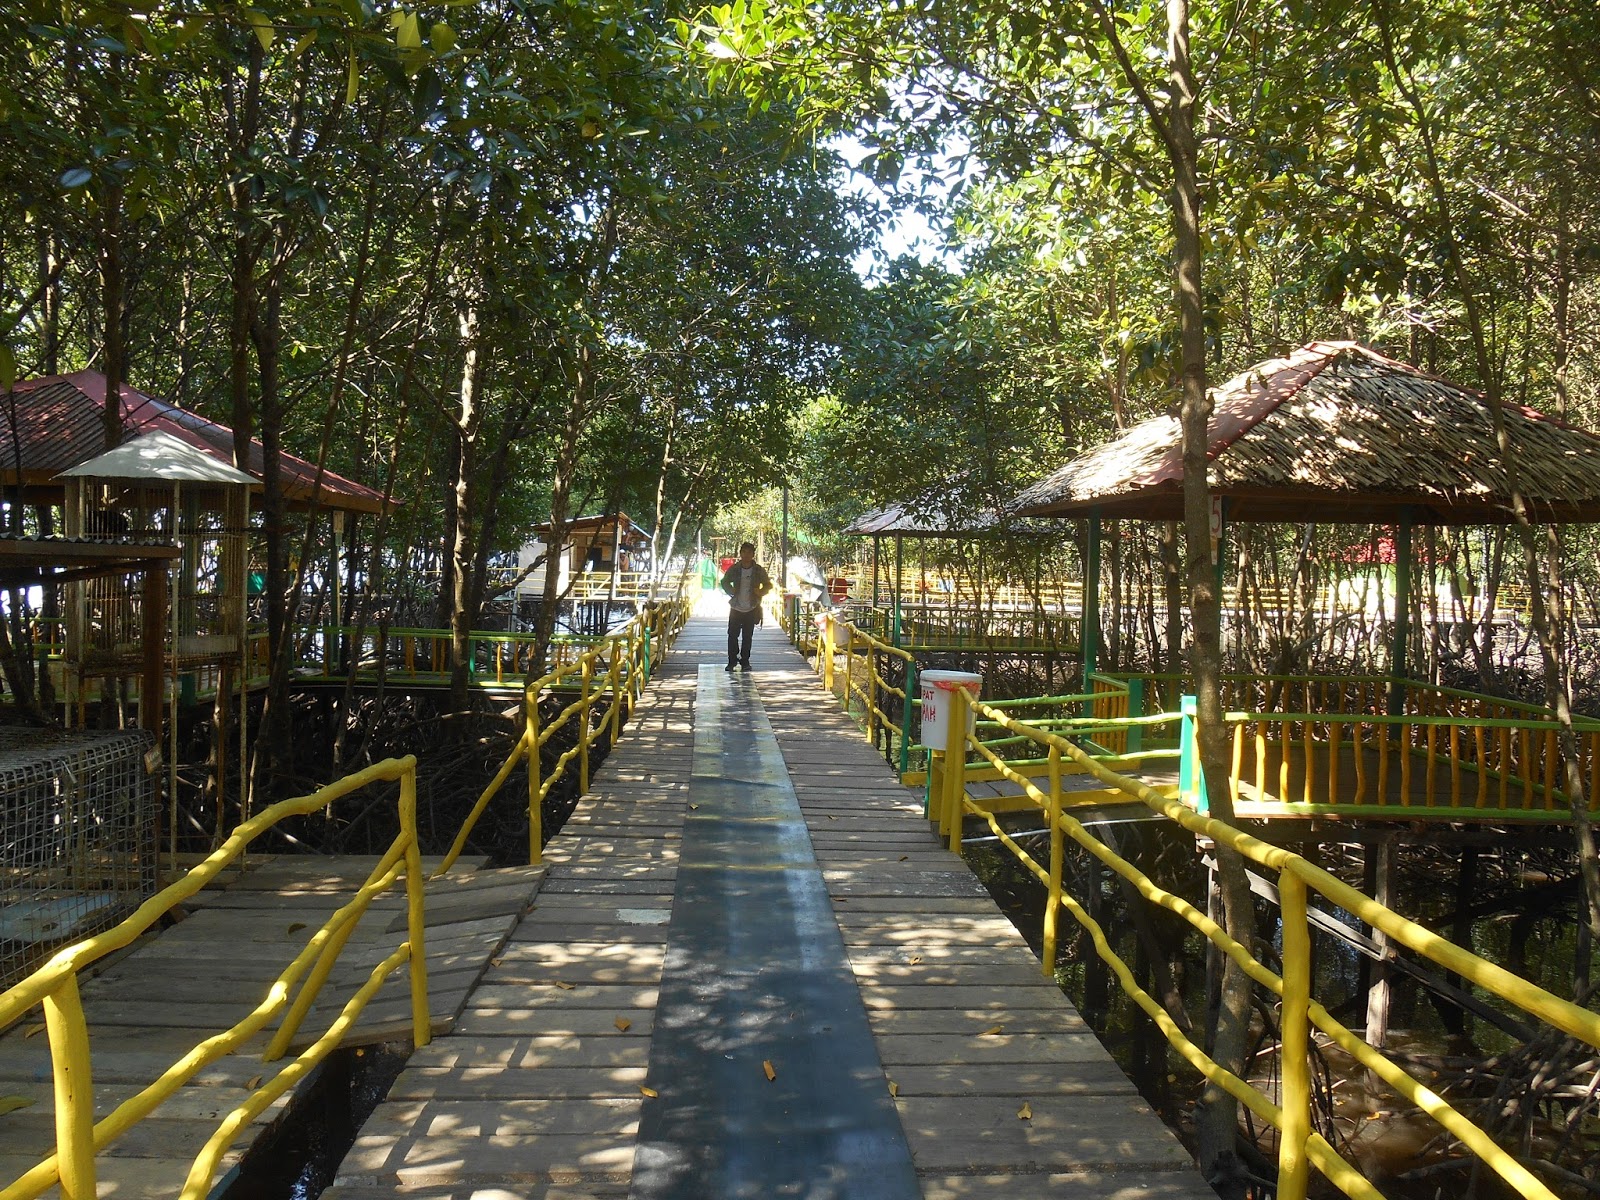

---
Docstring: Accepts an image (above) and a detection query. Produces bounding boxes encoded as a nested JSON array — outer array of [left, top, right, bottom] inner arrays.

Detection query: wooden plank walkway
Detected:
[[331, 610, 1212, 1199], [0, 854, 541, 1198]]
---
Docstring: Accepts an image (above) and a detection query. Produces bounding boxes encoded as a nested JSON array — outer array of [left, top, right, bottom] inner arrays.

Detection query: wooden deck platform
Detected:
[[0, 853, 542, 1198], [329, 613, 1210, 1199]]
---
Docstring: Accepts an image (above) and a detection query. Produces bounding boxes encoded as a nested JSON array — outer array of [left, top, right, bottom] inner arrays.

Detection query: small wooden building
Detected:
[[515, 512, 653, 601]]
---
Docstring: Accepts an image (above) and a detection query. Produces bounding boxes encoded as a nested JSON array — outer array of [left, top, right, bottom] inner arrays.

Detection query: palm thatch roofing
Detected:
[[844, 502, 1004, 537], [0, 370, 387, 514], [1011, 341, 1600, 525], [843, 497, 1056, 538]]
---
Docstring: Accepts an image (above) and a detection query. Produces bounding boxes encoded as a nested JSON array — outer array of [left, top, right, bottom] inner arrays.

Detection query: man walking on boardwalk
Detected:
[[721, 541, 771, 671]]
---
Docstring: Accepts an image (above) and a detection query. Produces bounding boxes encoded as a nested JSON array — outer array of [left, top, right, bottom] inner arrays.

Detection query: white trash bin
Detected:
[[919, 669, 984, 751]]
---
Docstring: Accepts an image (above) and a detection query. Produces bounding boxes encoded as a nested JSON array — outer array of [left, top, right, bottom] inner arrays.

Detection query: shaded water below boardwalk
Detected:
[[222, 1042, 410, 1200], [961, 820, 1592, 1199]]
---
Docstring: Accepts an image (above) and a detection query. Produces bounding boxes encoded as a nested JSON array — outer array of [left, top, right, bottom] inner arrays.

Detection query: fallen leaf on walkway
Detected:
[[23, 1024, 44, 1039], [555, 981, 576, 990], [615, 1017, 632, 1032], [0, 1096, 34, 1116], [287, 922, 306, 934], [887, 1081, 899, 1098], [1017, 1101, 1032, 1120], [639, 1085, 658, 1098], [762, 1060, 776, 1081], [909, 956, 922, 965], [490, 957, 503, 967], [689, 804, 699, 810], [898, 855, 908, 861], [979, 1025, 1004, 1037], [246, 1075, 263, 1091]]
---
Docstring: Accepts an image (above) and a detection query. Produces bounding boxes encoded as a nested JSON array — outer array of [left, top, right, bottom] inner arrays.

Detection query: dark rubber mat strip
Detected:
[[630, 665, 920, 1200]]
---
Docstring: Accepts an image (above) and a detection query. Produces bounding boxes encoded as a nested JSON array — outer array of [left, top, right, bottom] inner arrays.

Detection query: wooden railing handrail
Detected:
[[0, 757, 429, 1200], [932, 687, 1590, 1200]]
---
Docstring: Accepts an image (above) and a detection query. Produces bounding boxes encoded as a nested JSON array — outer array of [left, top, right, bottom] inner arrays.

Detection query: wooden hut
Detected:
[[996, 340, 1600, 832], [1011, 340, 1600, 525], [55, 432, 255, 748], [0, 370, 386, 514], [516, 513, 653, 601], [0, 371, 390, 703]]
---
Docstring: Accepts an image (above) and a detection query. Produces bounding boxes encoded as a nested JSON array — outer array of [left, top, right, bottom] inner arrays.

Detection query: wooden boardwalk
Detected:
[[330, 611, 1210, 1199], [0, 854, 541, 1197]]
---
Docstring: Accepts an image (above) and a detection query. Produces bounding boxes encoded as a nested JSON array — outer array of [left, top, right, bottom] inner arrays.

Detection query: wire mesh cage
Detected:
[[0, 726, 158, 990]]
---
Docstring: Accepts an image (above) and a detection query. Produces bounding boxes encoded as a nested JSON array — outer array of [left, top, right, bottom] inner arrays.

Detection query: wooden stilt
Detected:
[[1365, 833, 1396, 1052], [1083, 852, 1109, 1026], [1442, 846, 1478, 1036]]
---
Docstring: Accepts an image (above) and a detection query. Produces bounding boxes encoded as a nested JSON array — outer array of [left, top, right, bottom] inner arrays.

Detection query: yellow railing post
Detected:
[[609, 643, 623, 744], [630, 624, 643, 720], [43, 974, 96, 1200], [399, 758, 431, 1049], [1042, 745, 1063, 978], [866, 648, 878, 745], [841, 622, 853, 713], [527, 686, 543, 865], [822, 614, 836, 693], [580, 655, 594, 794], [944, 685, 969, 854], [1277, 870, 1312, 1200]]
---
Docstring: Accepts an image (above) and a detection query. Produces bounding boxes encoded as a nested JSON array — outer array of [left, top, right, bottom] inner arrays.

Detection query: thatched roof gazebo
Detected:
[[1011, 341, 1600, 525], [841, 500, 1058, 617], [1009, 340, 1600, 699]]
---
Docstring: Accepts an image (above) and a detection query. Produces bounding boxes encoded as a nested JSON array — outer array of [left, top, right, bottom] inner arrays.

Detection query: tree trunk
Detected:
[[1164, 0, 1254, 1183], [449, 300, 486, 711], [252, 276, 293, 790], [1375, 5, 1600, 963], [99, 177, 126, 451]]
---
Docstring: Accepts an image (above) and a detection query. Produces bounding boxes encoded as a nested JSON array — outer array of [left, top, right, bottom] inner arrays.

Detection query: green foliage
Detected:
[[0, 0, 866, 631]]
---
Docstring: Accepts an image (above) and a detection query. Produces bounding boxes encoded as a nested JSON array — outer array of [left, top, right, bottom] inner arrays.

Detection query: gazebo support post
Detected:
[[1081, 511, 1101, 711], [872, 535, 881, 619], [1388, 515, 1414, 716], [608, 516, 623, 603], [1210, 497, 1228, 609], [893, 534, 904, 647]]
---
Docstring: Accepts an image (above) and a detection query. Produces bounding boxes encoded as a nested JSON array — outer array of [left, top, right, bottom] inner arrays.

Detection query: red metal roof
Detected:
[[0, 371, 387, 514]]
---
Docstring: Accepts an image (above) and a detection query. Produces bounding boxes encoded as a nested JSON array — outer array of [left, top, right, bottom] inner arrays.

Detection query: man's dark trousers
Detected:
[[728, 608, 759, 668]]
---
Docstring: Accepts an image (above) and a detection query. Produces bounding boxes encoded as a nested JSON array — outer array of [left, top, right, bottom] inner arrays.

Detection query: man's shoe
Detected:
[[740, 661, 752, 670], [726, 663, 736, 672]]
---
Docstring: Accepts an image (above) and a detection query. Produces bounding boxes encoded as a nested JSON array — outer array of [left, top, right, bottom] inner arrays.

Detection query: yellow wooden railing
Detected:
[[566, 570, 675, 600], [793, 608, 1168, 787], [1217, 708, 1600, 819], [822, 612, 914, 755], [923, 681, 1600, 1200], [437, 594, 692, 870], [297, 623, 616, 685], [0, 589, 694, 1200], [845, 575, 1533, 623], [0, 757, 431, 1200]]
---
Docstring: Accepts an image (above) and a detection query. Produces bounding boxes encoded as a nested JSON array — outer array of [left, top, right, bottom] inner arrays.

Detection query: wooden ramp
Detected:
[[331, 612, 1212, 1199], [0, 854, 541, 1198]]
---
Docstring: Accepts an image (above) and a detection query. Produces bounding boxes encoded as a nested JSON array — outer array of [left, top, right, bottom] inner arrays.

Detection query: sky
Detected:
[[830, 134, 964, 279]]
